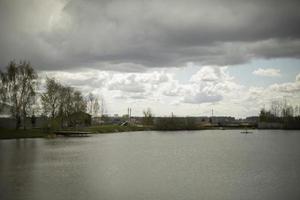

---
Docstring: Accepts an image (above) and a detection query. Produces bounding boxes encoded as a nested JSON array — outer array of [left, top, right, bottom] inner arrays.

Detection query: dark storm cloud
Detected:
[[1, 0, 300, 71]]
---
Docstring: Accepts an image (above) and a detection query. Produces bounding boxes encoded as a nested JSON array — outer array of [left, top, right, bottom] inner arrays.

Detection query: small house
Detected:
[[69, 111, 91, 127]]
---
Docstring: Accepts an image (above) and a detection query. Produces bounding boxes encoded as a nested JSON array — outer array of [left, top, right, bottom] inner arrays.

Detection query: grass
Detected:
[[0, 128, 48, 139], [0, 125, 150, 139], [86, 124, 149, 133]]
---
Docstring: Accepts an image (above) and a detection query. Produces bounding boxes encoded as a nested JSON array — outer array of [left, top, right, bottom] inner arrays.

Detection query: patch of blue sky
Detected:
[[168, 62, 202, 84], [227, 58, 300, 87], [161, 58, 300, 86]]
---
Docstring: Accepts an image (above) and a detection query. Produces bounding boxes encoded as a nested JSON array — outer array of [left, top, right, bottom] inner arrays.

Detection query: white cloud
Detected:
[[107, 71, 171, 93], [107, 74, 146, 93], [36, 67, 300, 117], [253, 68, 281, 77], [179, 66, 241, 104], [190, 66, 221, 82], [239, 73, 300, 116], [161, 80, 184, 97], [270, 73, 300, 93], [183, 91, 223, 104]]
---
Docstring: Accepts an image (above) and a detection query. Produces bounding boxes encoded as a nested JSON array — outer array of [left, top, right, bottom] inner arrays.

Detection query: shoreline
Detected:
[[1, 125, 299, 140], [0, 125, 149, 140]]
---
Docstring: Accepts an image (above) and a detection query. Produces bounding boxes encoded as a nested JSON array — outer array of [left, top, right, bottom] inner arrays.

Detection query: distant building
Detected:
[[92, 116, 105, 125], [245, 116, 259, 123], [211, 116, 236, 125], [194, 116, 211, 126], [69, 111, 91, 127]]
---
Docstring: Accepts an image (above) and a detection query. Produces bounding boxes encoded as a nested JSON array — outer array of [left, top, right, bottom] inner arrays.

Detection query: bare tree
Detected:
[[295, 105, 300, 117], [58, 86, 73, 128], [142, 108, 154, 126], [0, 61, 38, 129], [100, 96, 106, 117], [87, 93, 95, 115], [270, 100, 281, 117], [93, 98, 100, 116], [73, 91, 86, 113], [86, 93, 101, 116], [281, 99, 294, 118], [41, 77, 61, 119], [41, 78, 87, 128], [0, 71, 5, 112]]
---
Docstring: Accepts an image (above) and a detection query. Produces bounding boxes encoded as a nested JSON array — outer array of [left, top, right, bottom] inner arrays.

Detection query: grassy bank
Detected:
[[0, 125, 258, 139], [86, 125, 149, 133], [0, 128, 47, 139], [0, 125, 149, 139]]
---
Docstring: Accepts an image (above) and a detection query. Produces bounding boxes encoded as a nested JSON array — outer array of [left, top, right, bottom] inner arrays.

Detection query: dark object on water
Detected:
[[241, 130, 253, 134]]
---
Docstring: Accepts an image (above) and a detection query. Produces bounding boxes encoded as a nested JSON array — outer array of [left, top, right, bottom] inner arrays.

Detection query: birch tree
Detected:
[[0, 61, 37, 129]]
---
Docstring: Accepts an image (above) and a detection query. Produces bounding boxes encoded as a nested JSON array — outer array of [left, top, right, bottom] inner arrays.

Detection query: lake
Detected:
[[1, 130, 300, 200]]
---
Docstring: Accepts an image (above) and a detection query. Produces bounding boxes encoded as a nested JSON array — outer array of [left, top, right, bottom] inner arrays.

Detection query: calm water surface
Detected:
[[1, 130, 300, 200]]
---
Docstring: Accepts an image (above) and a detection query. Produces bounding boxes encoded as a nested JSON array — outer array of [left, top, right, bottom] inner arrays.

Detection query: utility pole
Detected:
[[211, 108, 214, 124], [101, 99, 104, 117], [127, 108, 129, 120], [127, 108, 132, 122]]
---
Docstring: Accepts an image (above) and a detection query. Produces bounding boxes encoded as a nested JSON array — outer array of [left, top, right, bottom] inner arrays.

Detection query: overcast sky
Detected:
[[1, 0, 300, 117]]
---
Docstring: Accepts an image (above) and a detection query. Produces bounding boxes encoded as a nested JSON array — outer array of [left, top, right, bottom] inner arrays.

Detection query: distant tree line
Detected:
[[41, 77, 89, 129], [0, 61, 102, 130], [259, 100, 300, 129], [141, 109, 199, 130], [154, 116, 198, 130]]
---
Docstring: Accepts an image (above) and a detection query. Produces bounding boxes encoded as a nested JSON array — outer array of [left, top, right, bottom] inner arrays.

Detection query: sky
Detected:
[[0, 0, 300, 117]]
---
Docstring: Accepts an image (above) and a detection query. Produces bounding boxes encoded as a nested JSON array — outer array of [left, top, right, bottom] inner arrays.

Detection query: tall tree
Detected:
[[0, 71, 4, 112], [87, 92, 95, 115], [0, 61, 38, 129], [93, 99, 100, 116], [73, 91, 86, 113], [86, 93, 100, 116], [57, 85, 73, 128], [41, 77, 61, 119], [41, 77, 88, 128]]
